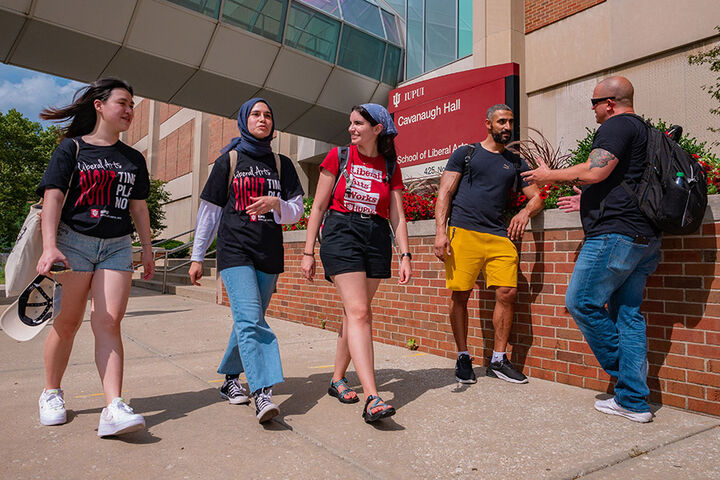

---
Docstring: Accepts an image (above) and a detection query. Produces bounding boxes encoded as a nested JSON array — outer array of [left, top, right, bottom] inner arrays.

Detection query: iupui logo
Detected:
[[392, 92, 401, 108], [90, 209, 100, 218]]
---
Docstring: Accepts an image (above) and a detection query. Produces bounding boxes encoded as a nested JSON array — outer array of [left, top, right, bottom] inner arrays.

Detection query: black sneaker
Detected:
[[455, 353, 477, 384], [219, 378, 250, 405], [253, 387, 279, 423], [486, 355, 528, 384]]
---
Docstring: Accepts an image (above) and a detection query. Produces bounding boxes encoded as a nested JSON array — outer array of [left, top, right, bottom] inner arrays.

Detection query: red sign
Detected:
[[389, 63, 519, 178]]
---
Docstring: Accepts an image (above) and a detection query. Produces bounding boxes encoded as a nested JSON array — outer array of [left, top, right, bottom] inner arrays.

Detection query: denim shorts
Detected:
[[56, 222, 133, 272], [319, 210, 392, 282]]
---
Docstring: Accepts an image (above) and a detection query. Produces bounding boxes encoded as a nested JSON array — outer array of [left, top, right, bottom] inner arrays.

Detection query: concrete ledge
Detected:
[[283, 194, 720, 242]]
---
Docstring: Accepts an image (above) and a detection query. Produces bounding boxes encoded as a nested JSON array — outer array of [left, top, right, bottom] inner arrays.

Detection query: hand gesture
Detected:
[[557, 186, 582, 213], [521, 158, 553, 186], [246, 196, 280, 216]]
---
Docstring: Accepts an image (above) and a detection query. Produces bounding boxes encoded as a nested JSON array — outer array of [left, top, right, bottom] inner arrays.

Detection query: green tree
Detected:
[[688, 26, 720, 142], [145, 178, 171, 239], [0, 109, 60, 249]]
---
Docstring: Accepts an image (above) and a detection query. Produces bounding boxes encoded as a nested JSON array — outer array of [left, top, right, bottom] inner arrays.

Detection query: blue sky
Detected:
[[0, 62, 86, 124]]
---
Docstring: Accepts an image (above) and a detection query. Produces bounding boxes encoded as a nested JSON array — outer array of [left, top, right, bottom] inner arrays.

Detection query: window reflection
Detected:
[[286, 2, 341, 62], [223, 0, 288, 42]]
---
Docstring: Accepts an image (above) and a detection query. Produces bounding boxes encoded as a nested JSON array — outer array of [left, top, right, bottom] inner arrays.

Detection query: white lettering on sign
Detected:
[[396, 98, 460, 127], [403, 87, 425, 103]]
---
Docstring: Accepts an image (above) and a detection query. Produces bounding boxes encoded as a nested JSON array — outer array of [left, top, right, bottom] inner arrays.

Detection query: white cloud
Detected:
[[0, 73, 86, 122]]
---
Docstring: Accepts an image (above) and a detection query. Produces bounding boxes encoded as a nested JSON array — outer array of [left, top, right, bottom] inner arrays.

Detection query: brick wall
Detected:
[[127, 99, 149, 146], [525, 0, 606, 33], [207, 116, 240, 164], [156, 119, 194, 182], [247, 203, 720, 417]]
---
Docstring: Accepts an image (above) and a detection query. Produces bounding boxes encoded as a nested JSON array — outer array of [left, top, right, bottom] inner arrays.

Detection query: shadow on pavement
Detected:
[[124, 309, 192, 317], [273, 367, 459, 430], [72, 388, 223, 443]]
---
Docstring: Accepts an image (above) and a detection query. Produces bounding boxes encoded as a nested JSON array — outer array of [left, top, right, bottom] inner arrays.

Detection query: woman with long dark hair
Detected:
[[301, 104, 412, 423], [35, 77, 154, 436], [188, 98, 304, 423]]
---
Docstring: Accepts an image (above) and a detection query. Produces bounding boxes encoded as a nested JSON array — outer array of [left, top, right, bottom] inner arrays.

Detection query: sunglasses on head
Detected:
[[591, 96, 616, 106]]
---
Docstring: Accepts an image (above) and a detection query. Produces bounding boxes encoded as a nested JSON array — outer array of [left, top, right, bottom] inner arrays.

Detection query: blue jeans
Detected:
[[218, 266, 283, 393], [566, 234, 661, 413]]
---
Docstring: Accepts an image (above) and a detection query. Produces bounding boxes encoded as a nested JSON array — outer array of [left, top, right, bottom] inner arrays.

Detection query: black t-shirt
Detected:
[[580, 114, 658, 238], [445, 144, 530, 237], [36, 137, 150, 239], [201, 150, 304, 274]]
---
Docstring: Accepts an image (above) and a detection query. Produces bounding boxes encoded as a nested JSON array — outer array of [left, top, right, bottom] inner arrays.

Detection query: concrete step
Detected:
[[131, 277, 217, 303], [0, 285, 17, 305]]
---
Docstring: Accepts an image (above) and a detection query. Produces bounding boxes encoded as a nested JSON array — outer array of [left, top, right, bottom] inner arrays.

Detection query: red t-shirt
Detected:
[[320, 145, 404, 219]]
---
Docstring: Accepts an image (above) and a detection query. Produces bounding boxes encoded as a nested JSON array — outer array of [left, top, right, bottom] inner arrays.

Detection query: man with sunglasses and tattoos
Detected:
[[522, 76, 660, 423]]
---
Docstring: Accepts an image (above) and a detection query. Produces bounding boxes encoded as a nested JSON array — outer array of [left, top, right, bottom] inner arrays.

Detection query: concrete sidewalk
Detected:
[[1, 287, 718, 479]]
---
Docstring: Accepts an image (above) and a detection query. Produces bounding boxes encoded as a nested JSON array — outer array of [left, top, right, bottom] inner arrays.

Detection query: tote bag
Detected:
[[4, 140, 78, 297]]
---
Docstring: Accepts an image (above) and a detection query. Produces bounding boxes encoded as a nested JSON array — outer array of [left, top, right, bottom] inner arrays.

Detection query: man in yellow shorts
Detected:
[[434, 104, 544, 384]]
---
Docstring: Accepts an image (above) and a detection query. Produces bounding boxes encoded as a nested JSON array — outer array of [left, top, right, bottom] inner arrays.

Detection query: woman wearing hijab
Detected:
[[301, 104, 411, 423], [189, 98, 304, 423]]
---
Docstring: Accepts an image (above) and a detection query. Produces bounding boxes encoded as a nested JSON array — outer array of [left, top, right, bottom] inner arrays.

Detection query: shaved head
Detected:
[[595, 76, 634, 107]]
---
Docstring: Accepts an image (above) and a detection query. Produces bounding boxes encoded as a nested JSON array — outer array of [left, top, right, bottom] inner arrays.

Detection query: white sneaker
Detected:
[[97, 397, 145, 437], [39, 388, 67, 426], [594, 397, 653, 423]]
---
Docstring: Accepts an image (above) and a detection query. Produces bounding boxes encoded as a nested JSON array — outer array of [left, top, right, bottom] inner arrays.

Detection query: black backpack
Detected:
[[619, 114, 707, 235]]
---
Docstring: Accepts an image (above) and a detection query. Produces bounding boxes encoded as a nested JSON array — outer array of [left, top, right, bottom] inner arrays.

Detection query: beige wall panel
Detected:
[[528, 39, 720, 158], [162, 196, 194, 241], [525, 0, 718, 93]]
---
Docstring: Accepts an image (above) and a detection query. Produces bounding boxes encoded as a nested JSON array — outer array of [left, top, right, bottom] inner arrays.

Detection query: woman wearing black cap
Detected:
[[189, 98, 304, 423], [301, 103, 412, 423]]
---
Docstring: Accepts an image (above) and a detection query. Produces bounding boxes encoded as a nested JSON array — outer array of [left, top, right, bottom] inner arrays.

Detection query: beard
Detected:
[[492, 130, 512, 144]]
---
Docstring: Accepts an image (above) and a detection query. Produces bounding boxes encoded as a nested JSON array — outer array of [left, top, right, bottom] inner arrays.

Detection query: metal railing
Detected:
[[133, 229, 216, 294]]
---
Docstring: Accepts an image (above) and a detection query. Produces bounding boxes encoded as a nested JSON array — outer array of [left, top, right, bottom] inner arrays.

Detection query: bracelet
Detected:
[[400, 252, 412, 260], [303, 252, 315, 256]]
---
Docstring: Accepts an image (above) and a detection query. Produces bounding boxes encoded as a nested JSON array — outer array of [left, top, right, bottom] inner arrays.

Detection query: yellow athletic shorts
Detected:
[[444, 226, 518, 291]]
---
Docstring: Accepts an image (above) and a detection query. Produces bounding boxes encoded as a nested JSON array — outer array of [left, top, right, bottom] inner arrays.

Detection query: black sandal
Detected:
[[362, 395, 395, 423], [328, 377, 359, 404]]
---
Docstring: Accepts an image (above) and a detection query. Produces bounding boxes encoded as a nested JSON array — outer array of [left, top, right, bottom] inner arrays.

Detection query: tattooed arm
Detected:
[[521, 148, 619, 186]]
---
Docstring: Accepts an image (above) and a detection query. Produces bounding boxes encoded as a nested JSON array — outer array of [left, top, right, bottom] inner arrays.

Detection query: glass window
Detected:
[[285, 2, 341, 62], [405, 0, 422, 78], [424, 0, 455, 71], [383, 0, 405, 19], [337, 25, 386, 80], [380, 9, 401, 44], [338, 0, 385, 38], [382, 43, 401, 85], [166, 0, 222, 18], [296, 0, 341, 18], [457, 0, 472, 57], [222, 0, 288, 42]]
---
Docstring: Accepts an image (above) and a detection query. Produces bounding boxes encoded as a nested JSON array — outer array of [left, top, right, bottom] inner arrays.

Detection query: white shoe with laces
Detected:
[[594, 397, 653, 423], [39, 388, 67, 426], [97, 397, 146, 437], [253, 387, 279, 423]]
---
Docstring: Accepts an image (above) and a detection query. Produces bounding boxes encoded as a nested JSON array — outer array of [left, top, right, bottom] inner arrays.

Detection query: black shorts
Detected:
[[319, 211, 393, 282]]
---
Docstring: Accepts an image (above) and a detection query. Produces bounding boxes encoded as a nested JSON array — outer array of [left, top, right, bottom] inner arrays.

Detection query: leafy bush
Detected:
[[153, 239, 190, 258]]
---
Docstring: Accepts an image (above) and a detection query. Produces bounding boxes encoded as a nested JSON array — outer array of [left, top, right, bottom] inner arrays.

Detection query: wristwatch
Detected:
[[400, 252, 412, 260]]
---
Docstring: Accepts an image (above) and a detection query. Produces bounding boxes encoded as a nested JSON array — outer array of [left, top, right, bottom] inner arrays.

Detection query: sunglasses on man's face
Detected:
[[591, 96, 616, 106]]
